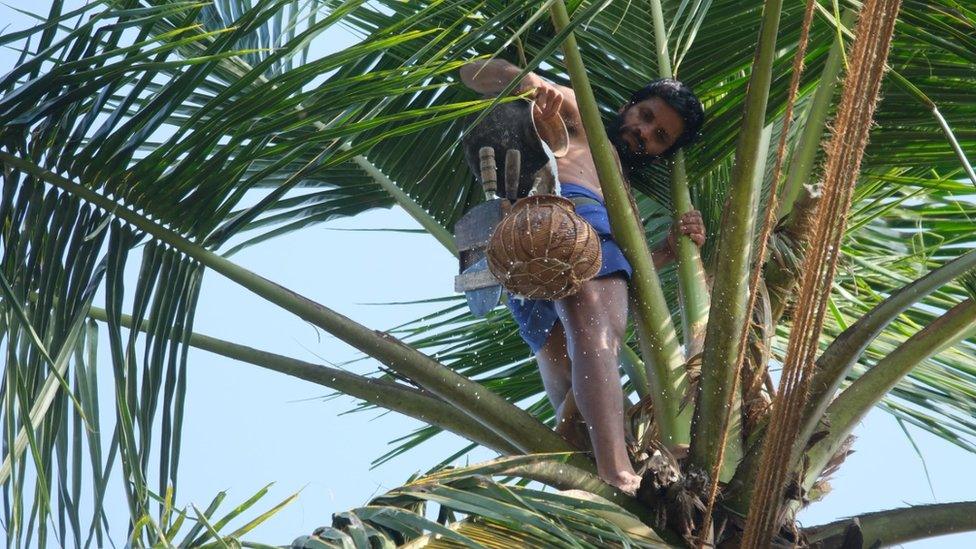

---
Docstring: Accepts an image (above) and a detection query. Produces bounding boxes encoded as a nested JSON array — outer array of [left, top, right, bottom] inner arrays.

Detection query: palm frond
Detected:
[[0, 1, 537, 544], [293, 456, 671, 549], [5, 0, 976, 545]]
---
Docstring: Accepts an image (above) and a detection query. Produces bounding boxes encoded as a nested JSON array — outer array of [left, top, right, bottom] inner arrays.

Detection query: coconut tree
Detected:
[[2, 0, 976, 546]]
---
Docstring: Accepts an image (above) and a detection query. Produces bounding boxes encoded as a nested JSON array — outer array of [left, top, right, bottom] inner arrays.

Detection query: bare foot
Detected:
[[605, 471, 642, 496]]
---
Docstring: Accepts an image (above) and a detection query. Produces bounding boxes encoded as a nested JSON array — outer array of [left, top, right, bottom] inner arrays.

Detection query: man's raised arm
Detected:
[[458, 59, 544, 96], [460, 60, 577, 129]]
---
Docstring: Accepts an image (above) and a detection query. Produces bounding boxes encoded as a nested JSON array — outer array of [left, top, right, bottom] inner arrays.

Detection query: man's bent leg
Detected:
[[536, 323, 571, 409], [536, 323, 588, 449], [555, 275, 639, 493]]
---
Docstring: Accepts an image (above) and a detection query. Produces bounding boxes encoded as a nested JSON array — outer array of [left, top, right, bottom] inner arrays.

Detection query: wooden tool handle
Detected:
[[479, 146, 497, 200], [505, 149, 521, 201]]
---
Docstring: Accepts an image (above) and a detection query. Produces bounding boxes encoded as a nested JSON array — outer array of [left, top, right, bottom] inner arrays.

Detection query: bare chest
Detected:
[[554, 132, 620, 199]]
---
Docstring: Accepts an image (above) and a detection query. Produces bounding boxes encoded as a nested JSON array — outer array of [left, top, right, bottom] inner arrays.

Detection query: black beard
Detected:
[[606, 112, 660, 178]]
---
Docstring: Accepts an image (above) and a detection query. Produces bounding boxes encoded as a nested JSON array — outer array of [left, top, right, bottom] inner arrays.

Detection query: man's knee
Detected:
[[538, 322, 569, 361], [562, 314, 625, 362]]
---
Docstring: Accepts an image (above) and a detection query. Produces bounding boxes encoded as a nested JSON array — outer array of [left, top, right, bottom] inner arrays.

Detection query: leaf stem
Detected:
[[547, 0, 688, 447], [886, 70, 976, 188], [690, 0, 784, 474], [85, 306, 519, 455], [779, 9, 853, 216], [804, 501, 976, 547], [0, 151, 577, 462], [803, 299, 976, 492], [649, 0, 711, 358], [799, 249, 976, 459]]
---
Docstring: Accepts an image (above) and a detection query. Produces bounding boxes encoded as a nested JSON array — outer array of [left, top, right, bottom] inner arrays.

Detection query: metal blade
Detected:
[[459, 258, 502, 317], [454, 199, 504, 255]]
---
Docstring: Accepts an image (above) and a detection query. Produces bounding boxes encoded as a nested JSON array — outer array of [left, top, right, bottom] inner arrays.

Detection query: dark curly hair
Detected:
[[623, 78, 704, 156]]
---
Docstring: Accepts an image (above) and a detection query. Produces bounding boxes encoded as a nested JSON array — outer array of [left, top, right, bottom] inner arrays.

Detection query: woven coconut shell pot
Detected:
[[486, 195, 602, 300]]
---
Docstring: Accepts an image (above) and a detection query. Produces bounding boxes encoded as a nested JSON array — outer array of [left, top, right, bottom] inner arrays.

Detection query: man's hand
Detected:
[[667, 210, 706, 253], [521, 78, 564, 122]]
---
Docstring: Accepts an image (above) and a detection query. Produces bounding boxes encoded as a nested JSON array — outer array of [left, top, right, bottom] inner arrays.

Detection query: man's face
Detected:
[[614, 96, 686, 161]]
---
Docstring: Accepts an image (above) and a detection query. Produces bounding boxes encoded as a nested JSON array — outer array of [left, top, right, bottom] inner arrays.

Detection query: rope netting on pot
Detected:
[[487, 195, 603, 300]]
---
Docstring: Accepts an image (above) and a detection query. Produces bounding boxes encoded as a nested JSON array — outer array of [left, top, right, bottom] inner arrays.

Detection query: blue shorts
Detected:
[[505, 183, 633, 353]]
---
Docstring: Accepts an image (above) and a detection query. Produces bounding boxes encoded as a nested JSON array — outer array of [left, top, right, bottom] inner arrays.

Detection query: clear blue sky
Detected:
[[3, 2, 974, 547]]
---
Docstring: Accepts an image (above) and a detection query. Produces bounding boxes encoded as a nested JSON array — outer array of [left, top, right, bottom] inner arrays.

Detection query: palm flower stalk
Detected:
[[649, 0, 711, 358]]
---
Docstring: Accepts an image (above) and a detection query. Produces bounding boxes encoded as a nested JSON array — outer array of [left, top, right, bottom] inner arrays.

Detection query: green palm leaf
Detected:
[[0, 1, 562, 544], [293, 456, 671, 549], [4, 0, 976, 545]]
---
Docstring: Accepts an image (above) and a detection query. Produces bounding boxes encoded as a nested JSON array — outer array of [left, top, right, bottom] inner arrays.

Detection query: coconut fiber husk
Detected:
[[487, 195, 601, 300]]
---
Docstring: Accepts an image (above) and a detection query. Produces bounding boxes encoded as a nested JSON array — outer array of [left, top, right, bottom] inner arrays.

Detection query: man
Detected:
[[460, 59, 706, 494]]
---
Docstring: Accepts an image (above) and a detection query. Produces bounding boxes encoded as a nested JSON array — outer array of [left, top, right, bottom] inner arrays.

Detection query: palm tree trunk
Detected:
[[547, 1, 688, 447]]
